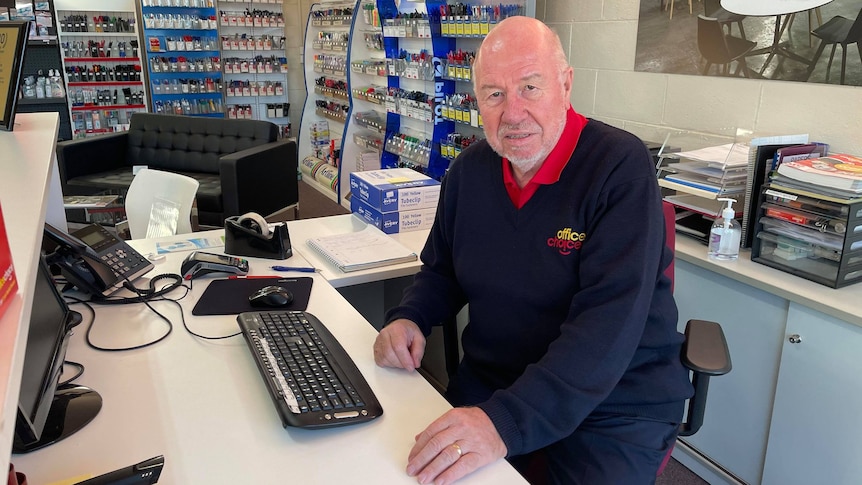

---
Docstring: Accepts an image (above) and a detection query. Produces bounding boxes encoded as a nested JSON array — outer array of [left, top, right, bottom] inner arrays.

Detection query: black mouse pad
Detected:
[[191, 277, 313, 315]]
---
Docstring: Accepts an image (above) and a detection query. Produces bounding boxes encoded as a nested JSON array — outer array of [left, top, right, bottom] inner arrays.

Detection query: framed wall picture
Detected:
[[0, 20, 29, 131]]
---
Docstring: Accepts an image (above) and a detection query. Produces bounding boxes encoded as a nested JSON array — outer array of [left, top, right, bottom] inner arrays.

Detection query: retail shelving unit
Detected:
[[297, 1, 354, 202], [140, 0, 224, 117], [55, 0, 147, 138], [217, 0, 290, 136], [339, 0, 452, 209], [299, 0, 534, 208], [12, 0, 73, 140]]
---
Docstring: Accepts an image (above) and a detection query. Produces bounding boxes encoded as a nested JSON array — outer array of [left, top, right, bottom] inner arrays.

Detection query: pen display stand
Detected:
[[140, 0, 225, 117]]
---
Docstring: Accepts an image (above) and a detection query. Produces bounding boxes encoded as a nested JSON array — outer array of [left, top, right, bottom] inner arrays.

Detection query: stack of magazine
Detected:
[[773, 153, 862, 202]]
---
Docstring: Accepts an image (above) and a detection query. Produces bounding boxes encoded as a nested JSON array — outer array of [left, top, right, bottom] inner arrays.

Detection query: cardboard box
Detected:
[[0, 201, 19, 319], [351, 197, 436, 234], [349, 168, 441, 212]]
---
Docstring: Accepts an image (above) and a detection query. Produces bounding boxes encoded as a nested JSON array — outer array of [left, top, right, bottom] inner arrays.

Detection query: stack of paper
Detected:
[[659, 143, 749, 201]]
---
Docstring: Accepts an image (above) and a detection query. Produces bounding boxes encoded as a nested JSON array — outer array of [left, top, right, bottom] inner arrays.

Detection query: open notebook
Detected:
[[306, 223, 418, 273]]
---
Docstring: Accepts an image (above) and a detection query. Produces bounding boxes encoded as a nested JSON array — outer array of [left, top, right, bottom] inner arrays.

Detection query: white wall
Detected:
[[538, 0, 862, 153]]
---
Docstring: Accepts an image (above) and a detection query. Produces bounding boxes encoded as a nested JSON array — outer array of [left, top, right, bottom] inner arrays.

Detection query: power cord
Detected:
[[65, 295, 174, 352], [64, 274, 240, 350], [59, 360, 85, 386]]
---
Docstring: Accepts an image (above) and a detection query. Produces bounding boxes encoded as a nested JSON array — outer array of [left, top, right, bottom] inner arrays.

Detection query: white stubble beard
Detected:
[[488, 113, 567, 174]]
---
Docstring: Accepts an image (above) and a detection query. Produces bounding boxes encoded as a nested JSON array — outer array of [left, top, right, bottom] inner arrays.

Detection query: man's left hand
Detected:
[[406, 407, 507, 485]]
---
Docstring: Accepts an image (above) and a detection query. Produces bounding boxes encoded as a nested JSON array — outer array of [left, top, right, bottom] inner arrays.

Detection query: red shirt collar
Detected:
[[503, 107, 588, 208]]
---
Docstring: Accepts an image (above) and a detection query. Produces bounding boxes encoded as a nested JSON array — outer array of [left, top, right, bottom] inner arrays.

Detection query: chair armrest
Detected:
[[682, 319, 732, 376], [57, 132, 129, 191], [679, 319, 732, 437], [219, 139, 298, 218]]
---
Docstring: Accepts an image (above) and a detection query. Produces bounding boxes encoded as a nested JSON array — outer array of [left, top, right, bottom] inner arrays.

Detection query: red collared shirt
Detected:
[[503, 107, 588, 208]]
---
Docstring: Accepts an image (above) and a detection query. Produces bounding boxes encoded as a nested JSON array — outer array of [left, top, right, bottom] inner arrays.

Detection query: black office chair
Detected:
[[697, 14, 758, 78], [703, 0, 746, 39], [656, 201, 732, 475], [804, 6, 862, 85], [437, 202, 732, 483]]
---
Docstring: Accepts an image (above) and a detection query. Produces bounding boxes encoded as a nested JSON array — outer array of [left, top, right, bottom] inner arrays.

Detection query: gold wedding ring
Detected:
[[452, 443, 462, 457]]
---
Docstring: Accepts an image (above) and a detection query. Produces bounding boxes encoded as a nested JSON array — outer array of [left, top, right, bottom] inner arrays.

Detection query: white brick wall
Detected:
[[540, 0, 862, 154]]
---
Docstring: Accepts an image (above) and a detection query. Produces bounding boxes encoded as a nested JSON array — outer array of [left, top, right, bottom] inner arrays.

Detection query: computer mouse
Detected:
[[248, 285, 294, 307]]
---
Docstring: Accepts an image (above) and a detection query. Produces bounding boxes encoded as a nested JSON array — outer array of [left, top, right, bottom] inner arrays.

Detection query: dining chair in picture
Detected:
[[703, 0, 747, 39], [805, 6, 862, 85], [786, 6, 824, 47], [697, 14, 758, 77], [665, 0, 692, 20]]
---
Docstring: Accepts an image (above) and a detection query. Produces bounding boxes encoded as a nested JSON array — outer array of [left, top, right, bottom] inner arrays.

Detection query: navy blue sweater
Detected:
[[385, 120, 693, 457]]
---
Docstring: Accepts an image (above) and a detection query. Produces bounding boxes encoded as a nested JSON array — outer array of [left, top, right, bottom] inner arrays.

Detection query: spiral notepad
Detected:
[[306, 224, 417, 273]]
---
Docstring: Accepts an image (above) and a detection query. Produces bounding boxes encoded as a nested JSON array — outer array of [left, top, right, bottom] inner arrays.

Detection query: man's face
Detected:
[[474, 44, 572, 170]]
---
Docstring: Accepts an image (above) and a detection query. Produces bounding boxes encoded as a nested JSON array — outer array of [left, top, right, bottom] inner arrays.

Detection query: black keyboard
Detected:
[[236, 310, 383, 429]]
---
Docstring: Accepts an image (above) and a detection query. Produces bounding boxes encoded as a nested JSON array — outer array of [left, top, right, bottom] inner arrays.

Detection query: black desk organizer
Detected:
[[751, 185, 862, 288]]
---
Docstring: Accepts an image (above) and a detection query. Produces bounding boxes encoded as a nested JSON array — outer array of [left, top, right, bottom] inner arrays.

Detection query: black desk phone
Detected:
[[44, 223, 154, 298]]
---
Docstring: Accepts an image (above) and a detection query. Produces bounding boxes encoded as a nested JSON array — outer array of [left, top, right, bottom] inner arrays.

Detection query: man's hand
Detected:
[[373, 318, 426, 371], [406, 407, 507, 485]]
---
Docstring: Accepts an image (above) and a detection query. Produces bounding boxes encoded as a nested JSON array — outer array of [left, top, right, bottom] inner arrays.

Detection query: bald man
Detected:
[[373, 17, 692, 484]]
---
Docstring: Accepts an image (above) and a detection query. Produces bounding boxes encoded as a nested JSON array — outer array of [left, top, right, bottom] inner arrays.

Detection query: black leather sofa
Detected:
[[56, 113, 298, 227]]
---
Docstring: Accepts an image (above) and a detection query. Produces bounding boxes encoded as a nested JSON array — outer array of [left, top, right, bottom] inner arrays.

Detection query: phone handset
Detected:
[[43, 223, 154, 297], [44, 223, 100, 260]]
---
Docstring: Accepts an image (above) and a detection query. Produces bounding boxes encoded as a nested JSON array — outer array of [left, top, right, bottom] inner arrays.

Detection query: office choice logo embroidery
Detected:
[[548, 227, 585, 255]]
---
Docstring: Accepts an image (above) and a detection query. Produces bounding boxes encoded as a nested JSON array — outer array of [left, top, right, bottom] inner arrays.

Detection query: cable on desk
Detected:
[[59, 360, 85, 386], [65, 274, 240, 346], [64, 295, 174, 352], [160, 294, 242, 340], [165, 277, 241, 340], [91, 273, 186, 305]]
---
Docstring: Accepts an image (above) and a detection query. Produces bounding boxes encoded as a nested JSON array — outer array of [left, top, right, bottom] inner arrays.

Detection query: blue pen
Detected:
[[271, 265, 318, 273]]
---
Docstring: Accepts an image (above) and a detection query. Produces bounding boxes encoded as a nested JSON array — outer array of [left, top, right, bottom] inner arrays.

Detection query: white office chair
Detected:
[[124, 168, 200, 239]]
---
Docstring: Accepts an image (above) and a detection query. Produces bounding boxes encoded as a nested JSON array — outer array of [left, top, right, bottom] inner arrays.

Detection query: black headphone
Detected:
[[236, 212, 271, 238]]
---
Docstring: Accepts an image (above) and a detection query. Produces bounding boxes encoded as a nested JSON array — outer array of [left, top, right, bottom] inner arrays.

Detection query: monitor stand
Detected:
[[13, 384, 102, 454]]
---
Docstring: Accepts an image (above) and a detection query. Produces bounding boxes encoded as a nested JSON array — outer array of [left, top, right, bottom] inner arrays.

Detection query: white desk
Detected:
[[286, 215, 431, 335], [287, 215, 428, 289], [9, 235, 526, 484], [0, 113, 64, 478]]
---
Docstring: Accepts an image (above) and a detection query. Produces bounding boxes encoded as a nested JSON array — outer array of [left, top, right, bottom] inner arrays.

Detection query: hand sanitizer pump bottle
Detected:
[[708, 198, 741, 261]]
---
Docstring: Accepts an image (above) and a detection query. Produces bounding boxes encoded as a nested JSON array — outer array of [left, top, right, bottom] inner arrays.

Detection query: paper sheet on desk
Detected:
[[672, 143, 750, 168], [155, 235, 225, 254]]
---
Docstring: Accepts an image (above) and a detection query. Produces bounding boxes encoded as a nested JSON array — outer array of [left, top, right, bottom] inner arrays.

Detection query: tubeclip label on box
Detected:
[[351, 197, 436, 234], [349, 168, 441, 212]]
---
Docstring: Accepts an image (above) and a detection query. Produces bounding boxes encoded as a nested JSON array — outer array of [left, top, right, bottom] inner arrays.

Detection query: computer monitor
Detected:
[[12, 254, 102, 454]]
